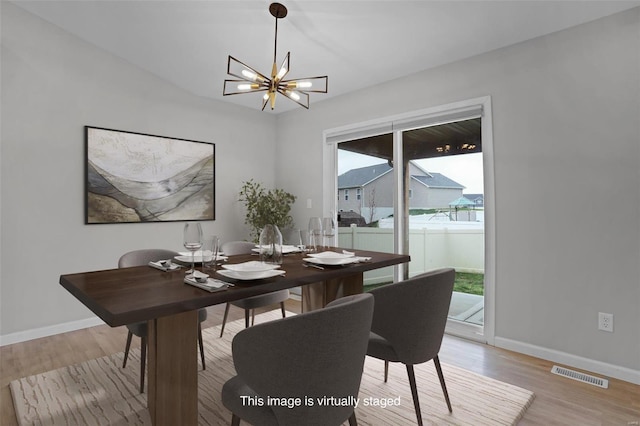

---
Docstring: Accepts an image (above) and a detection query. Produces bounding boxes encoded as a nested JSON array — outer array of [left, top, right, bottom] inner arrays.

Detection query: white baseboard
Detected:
[[494, 336, 640, 385], [4, 318, 638, 386], [0, 316, 105, 347]]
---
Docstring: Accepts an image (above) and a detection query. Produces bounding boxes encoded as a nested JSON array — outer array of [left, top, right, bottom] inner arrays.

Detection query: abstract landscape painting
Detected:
[[86, 127, 215, 224]]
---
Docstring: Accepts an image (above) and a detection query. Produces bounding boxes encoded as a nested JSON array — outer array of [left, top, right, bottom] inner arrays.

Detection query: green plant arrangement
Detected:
[[238, 179, 297, 242]]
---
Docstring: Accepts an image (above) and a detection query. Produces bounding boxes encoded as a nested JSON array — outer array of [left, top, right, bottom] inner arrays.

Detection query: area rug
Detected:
[[10, 311, 534, 425]]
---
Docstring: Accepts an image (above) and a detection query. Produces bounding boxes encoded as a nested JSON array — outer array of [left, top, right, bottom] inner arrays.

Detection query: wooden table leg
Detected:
[[302, 273, 364, 312], [302, 282, 325, 312], [147, 310, 198, 426]]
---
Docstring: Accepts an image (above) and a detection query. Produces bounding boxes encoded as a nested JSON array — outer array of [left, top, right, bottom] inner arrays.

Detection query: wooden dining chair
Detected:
[[366, 268, 456, 426], [118, 249, 208, 393], [222, 293, 374, 426], [218, 241, 289, 337]]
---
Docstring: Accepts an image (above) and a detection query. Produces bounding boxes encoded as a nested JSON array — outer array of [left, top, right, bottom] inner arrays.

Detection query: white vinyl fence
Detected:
[[338, 226, 484, 286]]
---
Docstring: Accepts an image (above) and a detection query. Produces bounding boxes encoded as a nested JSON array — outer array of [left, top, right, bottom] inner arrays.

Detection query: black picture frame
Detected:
[[85, 126, 215, 224]]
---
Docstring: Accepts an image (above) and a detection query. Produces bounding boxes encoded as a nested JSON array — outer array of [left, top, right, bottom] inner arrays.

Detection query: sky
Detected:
[[338, 151, 484, 194]]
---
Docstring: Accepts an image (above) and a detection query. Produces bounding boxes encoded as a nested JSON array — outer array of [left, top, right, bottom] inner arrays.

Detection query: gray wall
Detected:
[[276, 9, 640, 373], [1, 3, 277, 336]]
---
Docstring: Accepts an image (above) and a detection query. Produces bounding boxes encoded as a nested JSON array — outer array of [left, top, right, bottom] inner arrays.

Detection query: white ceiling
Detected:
[[12, 1, 640, 113]]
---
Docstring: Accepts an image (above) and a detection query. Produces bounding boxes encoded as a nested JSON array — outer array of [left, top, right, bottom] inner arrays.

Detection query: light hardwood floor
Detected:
[[1, 300, 638, 425]]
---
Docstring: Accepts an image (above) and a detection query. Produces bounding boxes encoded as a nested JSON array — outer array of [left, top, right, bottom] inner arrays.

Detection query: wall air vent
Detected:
[[551, 365, 609, 388]]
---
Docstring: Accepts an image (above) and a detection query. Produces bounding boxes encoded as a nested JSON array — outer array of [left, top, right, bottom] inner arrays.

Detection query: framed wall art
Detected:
[[85, 126, 215, 224]]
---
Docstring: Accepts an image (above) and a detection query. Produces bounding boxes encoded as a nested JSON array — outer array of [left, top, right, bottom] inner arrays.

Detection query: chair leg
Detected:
[[280, 301, 286, 318], [348, 411, 358, 426], [434, 355, 453, 412], [123, 331, 133, 368], [139, 336, 147, 394], [231, 413, 241, 426], [198, 323, 206, 370], [244, 309, 251, 328], [220, 303, 230, 337], [406, 364, 423, 426], [251, 309, 256, 326], [384, 360, 389, 383]]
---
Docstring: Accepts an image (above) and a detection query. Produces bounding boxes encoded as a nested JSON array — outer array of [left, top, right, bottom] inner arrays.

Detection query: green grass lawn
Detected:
[[364, 272, 484, 295], [453, 272, 484, 295]]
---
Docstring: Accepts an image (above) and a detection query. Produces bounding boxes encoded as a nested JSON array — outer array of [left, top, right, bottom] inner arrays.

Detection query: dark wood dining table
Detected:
[[59, 247, 410, 426]]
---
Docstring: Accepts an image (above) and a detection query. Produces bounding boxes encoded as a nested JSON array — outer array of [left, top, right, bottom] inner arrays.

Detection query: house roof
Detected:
[[464, 193, 484, 202], [464, 193, 484, 199], [338, 162, 464, 190], [412, 174, 465, 190], [338, 163, 393, 189]]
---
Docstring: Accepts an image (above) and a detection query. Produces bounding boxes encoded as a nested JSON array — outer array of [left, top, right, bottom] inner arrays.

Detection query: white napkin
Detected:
[[148, 260, 180, 271], [184, 272, 230, 292], [342, 250, 372, 263]]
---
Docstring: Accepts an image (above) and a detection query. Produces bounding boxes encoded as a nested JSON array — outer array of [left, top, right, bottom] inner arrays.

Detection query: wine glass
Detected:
[[308, 217, 323, 253], [322, 217, 335, 249], [183, 223, 203, 274], [293, 229, 306, 253]]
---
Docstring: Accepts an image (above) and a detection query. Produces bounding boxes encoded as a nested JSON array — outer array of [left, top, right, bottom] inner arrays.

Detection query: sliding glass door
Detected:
[[325, 97, 494, 343]]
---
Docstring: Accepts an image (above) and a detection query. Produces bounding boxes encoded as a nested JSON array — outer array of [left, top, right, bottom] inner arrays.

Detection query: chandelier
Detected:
[[223, 2, 328, 111]]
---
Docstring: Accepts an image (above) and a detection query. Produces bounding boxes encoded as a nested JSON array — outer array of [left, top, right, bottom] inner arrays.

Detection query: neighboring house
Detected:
[[337, 161, 465, 223], [464, 193, 485, 207]]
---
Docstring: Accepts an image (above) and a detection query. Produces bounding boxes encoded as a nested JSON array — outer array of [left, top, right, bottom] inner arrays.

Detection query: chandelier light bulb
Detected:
[[287, 91, 301, 101], [237, 83, 259, 91], [276, 67, 288, 80], [241, 70, 258, 80]]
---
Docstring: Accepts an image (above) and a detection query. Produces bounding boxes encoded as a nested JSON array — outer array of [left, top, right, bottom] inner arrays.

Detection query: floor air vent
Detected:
[[551, 365, 609, 388]]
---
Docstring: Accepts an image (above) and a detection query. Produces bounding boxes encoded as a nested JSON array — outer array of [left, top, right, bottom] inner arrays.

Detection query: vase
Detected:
[[259, 224, 283, 264]]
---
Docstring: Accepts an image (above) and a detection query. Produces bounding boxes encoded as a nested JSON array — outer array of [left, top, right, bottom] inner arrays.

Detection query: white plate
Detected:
[[174, 254, 226, 263], [222, 261, 281, 272], [307, 251, 354, 260], [252, 245, 301, 254], [217, 269, 286, 281], [303, 256, 359, 266], [178, 250, 225, 257], [174, 255, 201, 263]]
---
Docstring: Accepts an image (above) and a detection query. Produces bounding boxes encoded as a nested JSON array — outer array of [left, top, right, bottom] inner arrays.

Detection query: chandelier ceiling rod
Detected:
[[270, 3, 286, 64]]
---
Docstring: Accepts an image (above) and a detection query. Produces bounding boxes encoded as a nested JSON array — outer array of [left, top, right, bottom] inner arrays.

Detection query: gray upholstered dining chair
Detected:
[[222, 293, 374, 426], [366, 268, 456, 426], [118, 249, 208, 393], [218, 241, 289, 337]]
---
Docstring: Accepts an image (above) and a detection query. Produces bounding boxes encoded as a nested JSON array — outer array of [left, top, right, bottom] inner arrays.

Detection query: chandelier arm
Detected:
[[227, 56, 271, 83], [223, 79, 269, 96], [275, 52, 290, 82], [277, 87, 309, 109]]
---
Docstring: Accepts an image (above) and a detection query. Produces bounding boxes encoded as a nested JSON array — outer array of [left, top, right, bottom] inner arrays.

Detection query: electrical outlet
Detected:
[[598, 312, 614, 332]]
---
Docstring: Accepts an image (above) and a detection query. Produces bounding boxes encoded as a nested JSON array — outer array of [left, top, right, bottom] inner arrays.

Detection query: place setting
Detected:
[[218, 224, 289, 282], [180, 223, 289, 288], [181, 223, 234, 292], [303, 250, 372, 269], [148, 258, 181, 272], [217, 260, 286, 281]]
